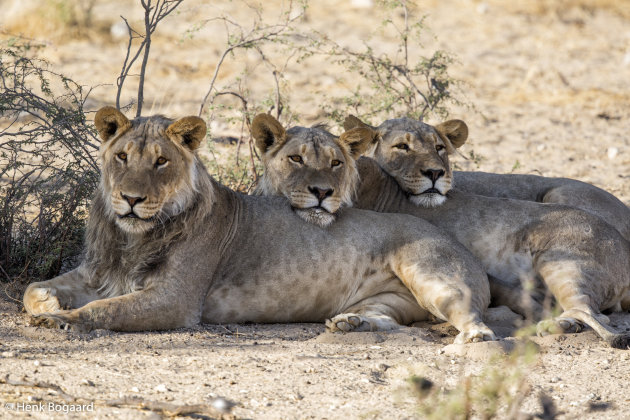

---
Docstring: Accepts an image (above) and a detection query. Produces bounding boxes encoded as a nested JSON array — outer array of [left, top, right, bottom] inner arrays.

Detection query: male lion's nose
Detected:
[[308, 186, 334, 201], [421, 169, 445, 183], [121, 193, 147, 207]]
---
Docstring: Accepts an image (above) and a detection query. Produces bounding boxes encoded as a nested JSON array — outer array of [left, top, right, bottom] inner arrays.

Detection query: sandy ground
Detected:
[[2, 0, 630, 418]]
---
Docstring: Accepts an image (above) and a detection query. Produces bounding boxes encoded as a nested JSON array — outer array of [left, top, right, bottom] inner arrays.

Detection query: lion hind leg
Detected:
[[538, 307, 630, 349]]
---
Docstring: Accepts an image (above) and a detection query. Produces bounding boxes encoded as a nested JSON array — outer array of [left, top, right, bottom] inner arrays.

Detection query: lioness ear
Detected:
[[251, 113, 286, 154], [94, 106, 131, 143], [343, 115, 376, 131], [435, 119, 468, 149], [166, 116, 207, 151], [338, 127, 376, 159]]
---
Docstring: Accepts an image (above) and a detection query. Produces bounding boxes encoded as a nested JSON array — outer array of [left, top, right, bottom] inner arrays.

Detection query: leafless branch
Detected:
[[115, 0, 184, 115], [197, 0, 305, 116]]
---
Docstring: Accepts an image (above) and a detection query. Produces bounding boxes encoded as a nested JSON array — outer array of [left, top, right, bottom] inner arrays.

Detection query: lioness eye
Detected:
[[156, 156, 168, 166], [117, 152, 127, 161], [331, 159, 342, 167], [289, 155, 303, 164], [436, 145, 445, 152], [394, 143, 409, 151]]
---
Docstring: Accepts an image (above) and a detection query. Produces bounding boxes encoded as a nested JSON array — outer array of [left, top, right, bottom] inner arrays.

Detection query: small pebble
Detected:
[[351, 0, 373, 8], [607, 147, 618, 159], [155, 384, 168, 393]]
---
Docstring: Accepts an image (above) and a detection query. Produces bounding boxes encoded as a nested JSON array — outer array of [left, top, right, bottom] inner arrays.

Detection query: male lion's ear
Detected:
[[166, 116, 207, 151], [94, 106, 131, 142], [251, 113, 286, 154], [338, 127, 377, 159], [343, 115, 376, 131], [435, 119, 468, 149]]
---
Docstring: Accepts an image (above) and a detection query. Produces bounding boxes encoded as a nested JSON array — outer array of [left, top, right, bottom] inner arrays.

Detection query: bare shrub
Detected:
[[191, 0, 306, 191], [301, 0, 465, 126], [0, 40, 99, 282]]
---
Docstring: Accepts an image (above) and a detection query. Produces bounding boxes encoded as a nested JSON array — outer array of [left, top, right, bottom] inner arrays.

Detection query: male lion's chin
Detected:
[[409, 192, 447, 208], [115, 217, 155, 234], [294, 208, 337, 228]]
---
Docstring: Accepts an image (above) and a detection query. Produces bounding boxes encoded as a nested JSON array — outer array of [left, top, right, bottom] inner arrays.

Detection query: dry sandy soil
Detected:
[[1, 0, 630, 418]]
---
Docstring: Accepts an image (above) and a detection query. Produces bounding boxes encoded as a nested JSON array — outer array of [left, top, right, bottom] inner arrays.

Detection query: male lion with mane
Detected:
[[344, 115, 630, 349], [23, 107, 496, 343]]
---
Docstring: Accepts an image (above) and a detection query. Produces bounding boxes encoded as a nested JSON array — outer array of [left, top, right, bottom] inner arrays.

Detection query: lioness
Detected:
[[23, 107, 496, 343], [453, 172, 630, 241], [344, 115, 630, 349]]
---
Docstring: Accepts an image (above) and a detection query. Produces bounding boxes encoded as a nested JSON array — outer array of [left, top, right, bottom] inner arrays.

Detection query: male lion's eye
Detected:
[[331, 159, 342, 167], [436, 145, 445, 152], [117, 152, 127, 161], [156, 157, 168, 166], [289, 155, 303, 164], [394, 143, 409, 151]]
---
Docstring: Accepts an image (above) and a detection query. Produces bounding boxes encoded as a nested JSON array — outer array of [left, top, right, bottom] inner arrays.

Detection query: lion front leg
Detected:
[[32, 284, 202, 333], [393, 262, 497, 343], [24, 266, 101, 316]]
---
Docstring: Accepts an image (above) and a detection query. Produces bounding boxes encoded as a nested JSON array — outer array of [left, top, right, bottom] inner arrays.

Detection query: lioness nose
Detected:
[[421, 169, 445, 183], [308, 187, 334, 201], [121, 193, 147, 207]]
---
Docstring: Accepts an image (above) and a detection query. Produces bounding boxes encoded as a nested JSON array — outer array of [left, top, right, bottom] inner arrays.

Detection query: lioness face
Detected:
[[94, 107, 206, 234], [252, 114, 373, 227], [345, 116, 468, 208]]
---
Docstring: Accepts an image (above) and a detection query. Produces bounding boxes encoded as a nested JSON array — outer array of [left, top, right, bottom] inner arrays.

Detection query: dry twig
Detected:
[[116, 0, 184, 115]]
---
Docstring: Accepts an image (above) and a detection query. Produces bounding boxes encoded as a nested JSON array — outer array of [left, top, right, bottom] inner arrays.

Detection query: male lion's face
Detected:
[[94, 107, 206, 234], [344, 116, 468, 208], [252, 114, 373, 227]]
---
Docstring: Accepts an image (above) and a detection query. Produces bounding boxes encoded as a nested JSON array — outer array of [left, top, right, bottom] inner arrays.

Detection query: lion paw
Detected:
[[24, 287, 64, 315], [30, 310, 91, 333], [326, 312, 403, 333], [536, 317, 583, 336], [454, 328, 498, 344], [326, 313, 371, 332]]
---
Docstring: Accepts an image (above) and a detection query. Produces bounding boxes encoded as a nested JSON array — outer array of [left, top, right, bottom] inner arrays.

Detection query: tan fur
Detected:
[[251, 113, 509, 342], [345, 115, 630, 241], [347, 115, 630, 349], [23, 108, 497, 344]]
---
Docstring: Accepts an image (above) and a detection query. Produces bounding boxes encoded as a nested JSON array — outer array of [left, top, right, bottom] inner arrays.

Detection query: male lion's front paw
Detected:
[[454, 328, 498, 344], [536, 317, 583, 337], [30, 310, 92, 333], [326, 313, 371, 332], [24, 287, 64, 315]]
